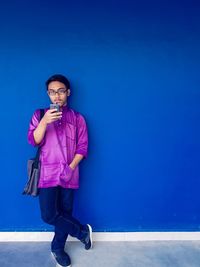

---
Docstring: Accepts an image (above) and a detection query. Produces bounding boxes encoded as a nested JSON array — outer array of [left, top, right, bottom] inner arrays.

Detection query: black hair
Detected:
[[45, 74, 70, 90]]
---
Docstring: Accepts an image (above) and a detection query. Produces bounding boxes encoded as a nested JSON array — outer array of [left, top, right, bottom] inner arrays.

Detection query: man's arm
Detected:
[[68, 113, 88, 169], [33, 118, 48, 145], [75, 113, 88, 157]]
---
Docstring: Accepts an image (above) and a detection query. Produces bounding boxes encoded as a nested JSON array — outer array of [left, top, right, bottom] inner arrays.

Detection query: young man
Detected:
[[28, 74, 92, 267]]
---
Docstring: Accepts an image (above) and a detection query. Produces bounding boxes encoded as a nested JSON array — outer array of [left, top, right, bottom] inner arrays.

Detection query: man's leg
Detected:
[[39, 187, 87, 248], [39, 187, 73, 267], [52, 188, 74, 251], [60, 187, 93, 250]]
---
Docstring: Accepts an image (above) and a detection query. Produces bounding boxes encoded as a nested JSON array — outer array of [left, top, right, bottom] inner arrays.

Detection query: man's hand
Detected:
[[41, 109, 62, 125], [69, 154, 84, 170], [33, 109, 62, 144]]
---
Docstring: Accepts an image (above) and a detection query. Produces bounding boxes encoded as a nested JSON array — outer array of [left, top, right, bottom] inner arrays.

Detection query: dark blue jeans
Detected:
[[39, 186, 86, 252]]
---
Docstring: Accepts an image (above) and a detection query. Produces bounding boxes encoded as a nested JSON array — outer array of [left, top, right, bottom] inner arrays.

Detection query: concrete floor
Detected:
[[0, 241, 200, 267]]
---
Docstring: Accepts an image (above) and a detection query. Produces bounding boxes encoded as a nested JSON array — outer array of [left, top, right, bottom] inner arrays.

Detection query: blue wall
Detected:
[[1, 0, 200, 231]]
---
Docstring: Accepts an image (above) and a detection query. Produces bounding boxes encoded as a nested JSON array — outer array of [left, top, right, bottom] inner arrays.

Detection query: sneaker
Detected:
[[51, 250, 71, 267], [81, 224, 93, 250]]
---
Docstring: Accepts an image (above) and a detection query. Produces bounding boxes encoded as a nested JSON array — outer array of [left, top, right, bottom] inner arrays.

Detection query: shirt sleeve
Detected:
[[27, 109, 44, 147], [75, 113, 88, 158]]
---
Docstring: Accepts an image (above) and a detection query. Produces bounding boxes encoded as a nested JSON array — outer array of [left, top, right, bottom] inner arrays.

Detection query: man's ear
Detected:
[[67, 89, 71, 96]]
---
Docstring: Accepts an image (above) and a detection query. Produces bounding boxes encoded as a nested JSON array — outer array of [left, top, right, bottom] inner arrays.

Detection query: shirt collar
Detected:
[[61, 105, 69, 112]]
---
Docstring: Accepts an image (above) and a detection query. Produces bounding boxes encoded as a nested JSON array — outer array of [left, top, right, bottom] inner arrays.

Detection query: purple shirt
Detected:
[[28, 106, 88, 189]]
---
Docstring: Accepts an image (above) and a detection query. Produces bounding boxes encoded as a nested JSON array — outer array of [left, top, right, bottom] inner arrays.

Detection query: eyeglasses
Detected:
[[48, 88, 67, 96]]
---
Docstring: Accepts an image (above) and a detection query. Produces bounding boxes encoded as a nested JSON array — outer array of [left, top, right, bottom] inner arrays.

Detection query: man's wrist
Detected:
[[69, 164, 76, 170], [40, 117, 48, 127]]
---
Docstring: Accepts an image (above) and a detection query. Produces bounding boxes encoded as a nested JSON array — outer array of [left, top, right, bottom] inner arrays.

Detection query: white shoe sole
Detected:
[[87, 224, 93, 249], [51, 252, 71, 267]]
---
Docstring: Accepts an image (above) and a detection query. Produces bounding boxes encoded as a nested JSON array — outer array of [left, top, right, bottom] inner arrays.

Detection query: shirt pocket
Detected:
[[65, 123, 76, 140], [43, 163, 60, 180]]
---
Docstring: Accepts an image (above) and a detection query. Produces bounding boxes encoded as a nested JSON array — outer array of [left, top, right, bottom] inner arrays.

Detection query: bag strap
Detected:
[[40, 109, 44, 120], [34, 109, 45, 165]]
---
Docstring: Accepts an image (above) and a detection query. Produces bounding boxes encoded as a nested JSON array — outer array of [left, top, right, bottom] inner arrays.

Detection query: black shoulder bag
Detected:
[[22, 109, 44, 197]]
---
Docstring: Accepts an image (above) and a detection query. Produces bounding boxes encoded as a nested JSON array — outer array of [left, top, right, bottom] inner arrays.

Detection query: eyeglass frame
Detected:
[[47, 88, 68, 96]]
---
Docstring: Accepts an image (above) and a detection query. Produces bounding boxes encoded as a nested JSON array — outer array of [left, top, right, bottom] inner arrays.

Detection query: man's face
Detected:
[[47, 81, 70, 107]]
